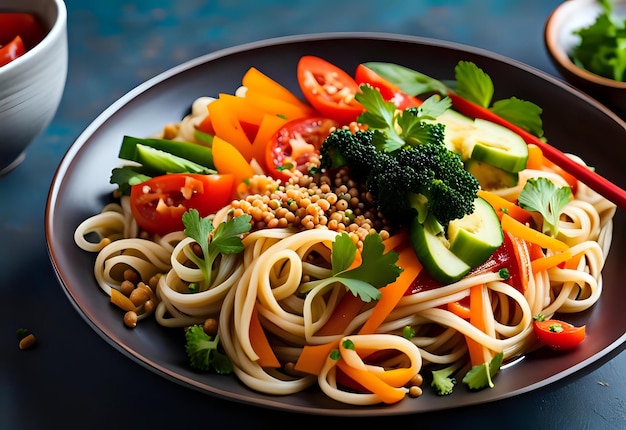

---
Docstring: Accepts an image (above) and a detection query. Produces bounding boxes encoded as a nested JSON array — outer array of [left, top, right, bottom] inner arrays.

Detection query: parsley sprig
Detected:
[[182, 209, 252, 291], [299, 232, 403, 302]]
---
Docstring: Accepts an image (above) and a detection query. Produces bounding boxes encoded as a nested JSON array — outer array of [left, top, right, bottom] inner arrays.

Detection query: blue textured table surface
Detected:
[[2, 1, 625, 429]]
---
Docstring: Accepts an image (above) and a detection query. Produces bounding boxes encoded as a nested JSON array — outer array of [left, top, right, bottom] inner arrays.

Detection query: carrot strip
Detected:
[[531, 250, 573, 274], [358, 243, 422, 335], [248, 306, 281, 368], [294, 341, 339, 375], [447, 299, 471, 319], [336, 360, 406, 404], [467, 284, 489, 367], [367, 366, 416, 388], [501, 213, 569, 252], [477, 189, 533, 223]]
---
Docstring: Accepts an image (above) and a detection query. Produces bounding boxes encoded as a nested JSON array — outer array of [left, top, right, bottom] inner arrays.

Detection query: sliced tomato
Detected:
[[0, 13, 46, 50], [355, 64, 422, 110], [0, 35, 25, 67], [533, 314, 586, 350], [129, 173, 234, 235], [265, 117, 339, 182], [297, 56, 364, 124]]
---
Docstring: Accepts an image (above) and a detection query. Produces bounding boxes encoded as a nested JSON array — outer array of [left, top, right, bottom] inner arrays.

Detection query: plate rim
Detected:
[[45, 31, 626, 417]]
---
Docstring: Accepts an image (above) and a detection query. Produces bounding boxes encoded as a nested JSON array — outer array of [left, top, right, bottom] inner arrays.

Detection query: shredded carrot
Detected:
[[294, 341, 338, 375], [501, 213, 569, 252], [336, 360, 406, 404], [358, 243, 422, 335], [248, 305, 281, 368], [477, 189, 533, 223]]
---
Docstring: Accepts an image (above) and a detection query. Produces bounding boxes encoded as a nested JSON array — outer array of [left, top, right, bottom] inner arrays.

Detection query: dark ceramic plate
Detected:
[[46, 33, 626, 416]]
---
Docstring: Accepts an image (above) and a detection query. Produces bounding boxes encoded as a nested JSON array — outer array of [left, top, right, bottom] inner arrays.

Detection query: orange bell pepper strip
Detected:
[[251, 113, 288, 174], [208, 99, 254, 162], [249, 305, 280, 368], [211, 136, 255, 196], [242, 66, 309, 106], [525, 143, 544, 171], [358, 243, 422, 335]]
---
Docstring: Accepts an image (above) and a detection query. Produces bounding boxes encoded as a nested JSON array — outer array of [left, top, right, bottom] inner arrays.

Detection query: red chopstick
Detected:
[[449, 93, 626, 212]]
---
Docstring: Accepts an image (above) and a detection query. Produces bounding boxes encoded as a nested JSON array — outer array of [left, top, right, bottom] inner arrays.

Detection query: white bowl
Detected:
[[544, 0, 626, 112], [0, 0, 68, 175]]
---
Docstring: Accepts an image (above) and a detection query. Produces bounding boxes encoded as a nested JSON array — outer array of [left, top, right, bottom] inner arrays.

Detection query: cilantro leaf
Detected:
[[462, 351, 504, 390], [299, 232, 402, 303], [337, 233, 402, 289], [517, 177, 572, 238], [454, 60, 494, 108], [182, 209, 252, 290]]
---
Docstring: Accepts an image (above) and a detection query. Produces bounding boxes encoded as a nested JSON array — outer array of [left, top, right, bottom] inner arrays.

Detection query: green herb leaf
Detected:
[[517, 177, 572, 237], [110, 166, 152, 196], [362, 61, 449, 96], [454, 60, 494, 108], [462, 351, 504, 390], [490, 97, 544, 138], [182, 209, 251, 289]]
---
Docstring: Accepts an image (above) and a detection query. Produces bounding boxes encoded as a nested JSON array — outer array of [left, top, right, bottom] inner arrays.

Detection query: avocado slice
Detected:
[[448, 196, 504, 268]]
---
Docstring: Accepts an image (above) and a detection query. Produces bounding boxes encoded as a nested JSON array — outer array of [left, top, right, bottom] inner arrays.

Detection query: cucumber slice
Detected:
[[432, 109, 475, 154], [134, 144, 215, 175], [464, 158, 519, 190], [448, 196, 504, 268], [409, 216, 471, 285], [468, 118, 528, 172]]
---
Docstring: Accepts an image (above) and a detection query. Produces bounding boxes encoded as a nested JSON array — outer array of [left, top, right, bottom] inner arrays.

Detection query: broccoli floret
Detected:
[[431, 364, 459, 396], [319, 129, 478, 227], [319, 86, 478, 228], [184, 325, 233, 374]]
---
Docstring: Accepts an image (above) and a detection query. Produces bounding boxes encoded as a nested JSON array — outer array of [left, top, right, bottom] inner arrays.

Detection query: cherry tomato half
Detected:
[[0, 13, 46, 50], [129, 173, 234, 236], [265, 117, 339, 182], [0, 36, 25, 67], [297, 56, 364, 124], [354, 64, 422, 110], [533, 314, 586, 350]]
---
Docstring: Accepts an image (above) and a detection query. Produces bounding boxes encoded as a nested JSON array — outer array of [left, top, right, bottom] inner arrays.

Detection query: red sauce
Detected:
[[0, 13, 47, 67]]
